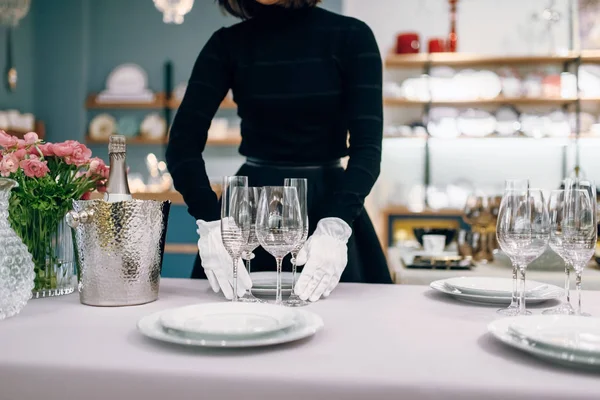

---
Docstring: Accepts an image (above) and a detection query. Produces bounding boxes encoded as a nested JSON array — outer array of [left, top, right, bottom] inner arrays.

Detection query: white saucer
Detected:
[[159, 303, 296, 338], [430, 279, 562, 305], [138, 308, 324, 348], [509, 315, 600, 355], [444, 277, 549, 297], [488, 316, 600, 369]]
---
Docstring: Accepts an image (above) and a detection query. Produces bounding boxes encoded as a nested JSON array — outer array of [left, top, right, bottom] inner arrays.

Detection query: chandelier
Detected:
[[153, 0, 194, 24], [0, 0, 30, 26]]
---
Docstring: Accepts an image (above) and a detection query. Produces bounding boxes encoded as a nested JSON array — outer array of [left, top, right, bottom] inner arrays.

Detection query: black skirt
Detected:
[[191, 159, 393, 284]]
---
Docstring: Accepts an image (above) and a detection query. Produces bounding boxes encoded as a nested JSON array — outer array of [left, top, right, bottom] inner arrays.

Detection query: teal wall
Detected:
[[0, 11, 35, 111]]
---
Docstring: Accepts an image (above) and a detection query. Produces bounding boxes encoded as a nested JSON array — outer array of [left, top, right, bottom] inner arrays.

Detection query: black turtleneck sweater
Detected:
[[166, 6, 383, 225]]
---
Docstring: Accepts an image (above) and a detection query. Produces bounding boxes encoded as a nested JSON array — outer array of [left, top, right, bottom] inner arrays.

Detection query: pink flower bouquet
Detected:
[[0, 130, 109, 296]]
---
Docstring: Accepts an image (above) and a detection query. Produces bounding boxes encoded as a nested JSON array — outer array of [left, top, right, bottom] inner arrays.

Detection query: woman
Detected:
[[166, 0, 392, 302]]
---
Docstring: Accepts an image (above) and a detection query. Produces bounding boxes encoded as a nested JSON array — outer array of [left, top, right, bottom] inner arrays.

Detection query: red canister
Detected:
[[396, 33, 420, 54], [428, 38, 446, 53]]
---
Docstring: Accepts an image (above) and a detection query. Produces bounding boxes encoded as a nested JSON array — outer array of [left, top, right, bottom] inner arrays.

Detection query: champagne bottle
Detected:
[[104, 135, 133, 203]]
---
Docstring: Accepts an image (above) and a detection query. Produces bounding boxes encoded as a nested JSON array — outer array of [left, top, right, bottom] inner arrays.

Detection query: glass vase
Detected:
[[10, 207, 76, 298], [0, 178, 35, 320]]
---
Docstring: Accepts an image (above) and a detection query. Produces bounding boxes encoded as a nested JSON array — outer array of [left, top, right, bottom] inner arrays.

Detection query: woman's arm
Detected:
[[166, 28, 232, 221], [321, 20, 383, 225]]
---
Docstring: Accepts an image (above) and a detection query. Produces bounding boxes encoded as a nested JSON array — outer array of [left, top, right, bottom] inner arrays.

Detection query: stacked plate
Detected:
[[250, 271, 294, 297], [430, 277, 562, 305], [137, 302, 323, 348], [488, 315, 600, 370]]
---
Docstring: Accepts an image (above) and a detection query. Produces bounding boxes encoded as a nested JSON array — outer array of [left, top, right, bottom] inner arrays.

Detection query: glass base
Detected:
[[238, 294, 265, 304], [497, 305, 520, 316], [542, 303, 575, 315], [282, 295, 309, 307], [32, 286, 75, 299], [576, 311, 592, 317]]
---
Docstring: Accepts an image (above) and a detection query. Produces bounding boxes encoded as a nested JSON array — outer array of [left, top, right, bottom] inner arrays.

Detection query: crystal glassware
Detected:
[[256, 186, 303, 305], [282, 178, 309, 307], [239, 187, 264, 303], [0, 178, 35, 320], [220, 176, 250, 303], [543, 190, 575, 315], [562, 186, 597, 316], [496, 179, 529, 316], [497, 188, 549, 316]]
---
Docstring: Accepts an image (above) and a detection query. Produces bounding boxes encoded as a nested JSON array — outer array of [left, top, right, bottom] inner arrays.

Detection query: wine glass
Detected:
[[496, 179, 529, 316], [220, 176, 250, 303], [543, 190, 575, 315], [256, 186, 303, 305], [562, 188, 597, 316], [239, 187, 264, 303], [283, 178, 309, 307], [497, 189, 549, 315]]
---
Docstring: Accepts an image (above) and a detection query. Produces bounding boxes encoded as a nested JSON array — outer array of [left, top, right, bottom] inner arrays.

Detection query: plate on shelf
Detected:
[[138, 307, 323, 348], [140, 113, 167, 140], [117, 116, 139, 137], [159, 302, 297, 338], [89, 113, 116, 140]]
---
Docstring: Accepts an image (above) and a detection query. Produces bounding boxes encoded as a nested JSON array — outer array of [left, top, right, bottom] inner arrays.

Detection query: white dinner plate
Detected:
[[138, 308, 324, 348], [430, 279, 562, 305], [444, 277, 549, 297], [509, 315, 600, 355], [488, 316, 600, 370], [159, 302, 297, 338]]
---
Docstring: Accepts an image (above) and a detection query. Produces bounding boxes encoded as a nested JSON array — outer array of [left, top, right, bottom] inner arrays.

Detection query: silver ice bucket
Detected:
[[67, 199, 171, 306]]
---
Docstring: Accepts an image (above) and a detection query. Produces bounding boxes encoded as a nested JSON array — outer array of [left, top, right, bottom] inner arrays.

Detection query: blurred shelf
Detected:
[[384, 97, 577, 107], [164, 244, 198, 254], [168, 97, 236, 110], [89, 184, 221, 205], [381, 205, 464, 217], [580, 50, 600, 63], [3, 120, 46, 139], [85, 135, 168, 145], [206, 136, 241, 146], [86, 92, 166, 109], [384, 134, 578, 141], [385, 53, 579, 68]]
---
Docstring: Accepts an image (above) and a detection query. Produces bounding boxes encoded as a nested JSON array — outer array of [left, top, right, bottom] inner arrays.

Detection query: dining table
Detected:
[[1, 278, 599, 400]]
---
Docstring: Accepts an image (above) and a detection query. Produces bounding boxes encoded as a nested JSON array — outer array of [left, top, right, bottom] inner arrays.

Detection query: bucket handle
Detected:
[[66, 209, 94, 229]]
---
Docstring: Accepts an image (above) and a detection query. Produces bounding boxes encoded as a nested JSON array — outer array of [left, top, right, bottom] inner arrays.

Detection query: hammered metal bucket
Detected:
[[66, 199, 171, 307]]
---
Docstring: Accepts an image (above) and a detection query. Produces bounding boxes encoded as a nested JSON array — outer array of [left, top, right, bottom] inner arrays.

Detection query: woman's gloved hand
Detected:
[[294, 217, 352, 302], [196, 220, 252, 300]]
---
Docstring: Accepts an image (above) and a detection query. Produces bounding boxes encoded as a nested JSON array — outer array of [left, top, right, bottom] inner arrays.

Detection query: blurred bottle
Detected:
[[104, 135, 132, 203]]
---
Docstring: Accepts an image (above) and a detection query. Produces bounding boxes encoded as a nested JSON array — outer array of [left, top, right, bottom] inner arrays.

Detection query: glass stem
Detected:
[[291, 251, 298, 292], [275, 257, 283, 305], [518, 265, 527, 315], [232, 258, 238, 302], [576, 269, 583, 315], [245, 257, 252, 296], [564, 262, 571, 305], [510, 262, 518, 308]]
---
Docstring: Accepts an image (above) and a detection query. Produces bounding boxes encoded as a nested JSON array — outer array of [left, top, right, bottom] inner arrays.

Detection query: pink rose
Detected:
[[13, 148, 27, 160], [81, 191, 91, 200], [51, 140, 77, 157], [20, 158, 49, 178], [0, 130, 18, 149], [23, 132, 39, 145], [0, 154, 20, 177], [67, 143, 92, 166], [37, 143, 54, 157]]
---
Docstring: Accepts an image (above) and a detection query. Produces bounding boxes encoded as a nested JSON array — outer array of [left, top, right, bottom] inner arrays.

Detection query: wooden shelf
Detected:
[[86, 92, 166, 109], [168, 97, 236, 110], [85, 135, 168, 145], [385, 53, 579, 68], [384, 96, 577, 107], [580, 50, 600, 63], [381, 205, 464, 217], [206, 136, 241, 146], [4, 120, 46, 139]]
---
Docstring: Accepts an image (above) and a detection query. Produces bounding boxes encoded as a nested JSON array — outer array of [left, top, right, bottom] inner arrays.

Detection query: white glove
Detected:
[[197, 220, 252, 300], [294, 217, 352, 302]]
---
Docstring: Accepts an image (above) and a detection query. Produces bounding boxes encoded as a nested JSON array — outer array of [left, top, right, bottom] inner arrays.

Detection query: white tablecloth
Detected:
[[1, 279, 599, 400]]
